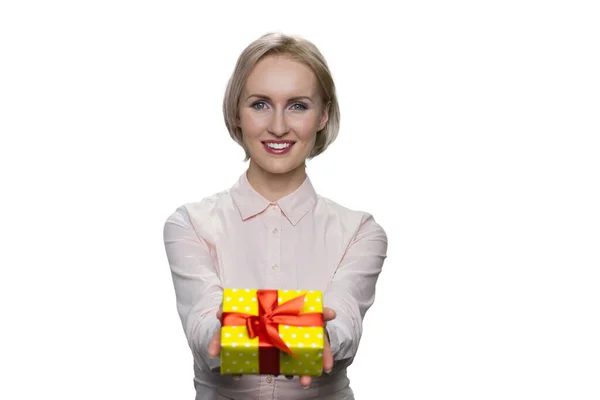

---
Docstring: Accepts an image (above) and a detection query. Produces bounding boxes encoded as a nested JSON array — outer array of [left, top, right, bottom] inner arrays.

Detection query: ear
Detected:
[[318, 101, 330, 131]]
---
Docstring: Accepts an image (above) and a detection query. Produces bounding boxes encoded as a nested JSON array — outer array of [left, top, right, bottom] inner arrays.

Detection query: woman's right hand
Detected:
[[209, 307, 244, 379], [208, 307, 223, 358]]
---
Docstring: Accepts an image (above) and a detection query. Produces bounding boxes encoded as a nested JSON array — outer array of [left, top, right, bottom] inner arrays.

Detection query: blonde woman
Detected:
[[163, 32, 388, 400]]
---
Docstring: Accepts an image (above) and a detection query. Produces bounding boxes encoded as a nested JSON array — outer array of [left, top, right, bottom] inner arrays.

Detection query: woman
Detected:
[[163, 32, 388, 400]]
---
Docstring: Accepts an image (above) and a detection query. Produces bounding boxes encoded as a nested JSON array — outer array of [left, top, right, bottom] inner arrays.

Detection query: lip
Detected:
[[262, 140, 296, 155]]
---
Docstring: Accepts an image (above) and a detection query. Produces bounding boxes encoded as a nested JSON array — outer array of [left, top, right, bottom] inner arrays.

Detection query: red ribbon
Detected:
[[222, 290, 323, 375]]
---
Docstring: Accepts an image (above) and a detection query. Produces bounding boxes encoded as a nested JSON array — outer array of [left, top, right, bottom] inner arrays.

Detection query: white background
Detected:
[[1, 1, 599, 399]]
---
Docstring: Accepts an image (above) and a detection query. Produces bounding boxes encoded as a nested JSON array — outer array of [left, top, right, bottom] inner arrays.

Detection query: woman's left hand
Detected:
[[285, 307, 336, 388]]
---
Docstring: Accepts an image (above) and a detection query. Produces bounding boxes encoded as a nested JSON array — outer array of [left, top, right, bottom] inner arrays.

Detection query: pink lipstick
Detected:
[[262, 140, 295, 155]]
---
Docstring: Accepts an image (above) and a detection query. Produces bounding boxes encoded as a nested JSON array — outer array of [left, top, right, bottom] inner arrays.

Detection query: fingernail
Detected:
[[303, 385, 310, 390], [324, 369, 332, 374]]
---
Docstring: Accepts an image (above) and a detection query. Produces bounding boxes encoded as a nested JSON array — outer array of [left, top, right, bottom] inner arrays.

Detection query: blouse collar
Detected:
[[231, 170, 317, 226]]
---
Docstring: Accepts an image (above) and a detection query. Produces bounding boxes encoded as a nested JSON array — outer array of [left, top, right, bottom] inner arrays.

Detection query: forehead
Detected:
[[244, 55, 318, 97]]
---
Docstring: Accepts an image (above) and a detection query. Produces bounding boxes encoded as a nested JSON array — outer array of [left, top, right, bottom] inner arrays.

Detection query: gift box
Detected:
[[220, 288, 325, 376]]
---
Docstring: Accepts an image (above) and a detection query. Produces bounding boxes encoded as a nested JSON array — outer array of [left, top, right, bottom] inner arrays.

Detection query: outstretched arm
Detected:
[[324, 214, 388, 363], [163, 206, 223, 371]]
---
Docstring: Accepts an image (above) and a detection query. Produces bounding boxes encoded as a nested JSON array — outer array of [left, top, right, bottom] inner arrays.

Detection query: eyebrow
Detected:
[[245, 94, 314, 103]]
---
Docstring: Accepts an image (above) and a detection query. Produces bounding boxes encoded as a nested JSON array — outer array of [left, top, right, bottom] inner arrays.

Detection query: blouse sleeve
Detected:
[[163, 206, 223, 371], [323, 213, 388, 364]]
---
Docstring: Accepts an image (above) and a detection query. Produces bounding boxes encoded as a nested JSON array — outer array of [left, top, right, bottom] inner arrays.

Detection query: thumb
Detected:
[[208, 329, 221, 358], [322, 307, 336, 322]]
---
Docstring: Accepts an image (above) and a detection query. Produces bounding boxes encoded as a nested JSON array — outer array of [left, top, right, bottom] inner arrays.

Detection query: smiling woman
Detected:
[[163, 32, 388, 400]]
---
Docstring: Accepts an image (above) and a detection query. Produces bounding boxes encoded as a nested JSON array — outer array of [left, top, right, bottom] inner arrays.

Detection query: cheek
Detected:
[[290, 115, 320, 140], [239, 111, 266, 139]]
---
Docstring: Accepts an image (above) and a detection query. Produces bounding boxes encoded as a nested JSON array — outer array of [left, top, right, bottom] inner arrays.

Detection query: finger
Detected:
[[216, 306, 223, 321], [207, 330, 221, 358], [232, 374, 242, 380], [322, 307, 336, 322], [285, 375, 294, 380], [322, 333, 334, 373], [300, 375, 311, 388]]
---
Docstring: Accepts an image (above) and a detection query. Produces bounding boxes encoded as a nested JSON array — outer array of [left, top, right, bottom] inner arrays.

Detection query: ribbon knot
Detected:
[[245, 315, 262, 339]]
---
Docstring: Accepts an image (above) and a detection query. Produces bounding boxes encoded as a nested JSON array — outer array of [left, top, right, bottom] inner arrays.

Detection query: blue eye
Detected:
[[290, 103, 307, 111], [252, 101, 268, 110]]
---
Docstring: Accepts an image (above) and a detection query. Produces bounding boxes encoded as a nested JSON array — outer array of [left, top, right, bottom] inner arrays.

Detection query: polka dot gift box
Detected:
[[220, 288, 325, 376]]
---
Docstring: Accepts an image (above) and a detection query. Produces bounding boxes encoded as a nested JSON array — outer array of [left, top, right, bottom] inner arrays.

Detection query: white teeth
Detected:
[[266, 142, 291, 149]]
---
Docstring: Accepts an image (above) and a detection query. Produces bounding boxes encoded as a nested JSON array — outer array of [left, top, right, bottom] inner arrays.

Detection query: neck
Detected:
[[246, 160, 307, 202]]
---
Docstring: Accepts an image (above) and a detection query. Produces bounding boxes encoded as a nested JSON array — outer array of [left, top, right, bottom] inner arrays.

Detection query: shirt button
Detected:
[[266, 375, 273, 383], [272, 264, 279, 271], [272, 228, 279, 234]]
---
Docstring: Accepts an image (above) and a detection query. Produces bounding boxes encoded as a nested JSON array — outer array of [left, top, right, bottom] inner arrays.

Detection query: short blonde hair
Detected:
[[223, 32, 340, 160]]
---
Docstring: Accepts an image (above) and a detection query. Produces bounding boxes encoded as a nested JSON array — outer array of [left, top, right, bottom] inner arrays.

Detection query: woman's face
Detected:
[[238, 55, 329, 176]]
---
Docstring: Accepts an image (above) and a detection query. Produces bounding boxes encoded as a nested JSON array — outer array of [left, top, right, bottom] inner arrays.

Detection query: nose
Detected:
[[267, 109, 289, 137]]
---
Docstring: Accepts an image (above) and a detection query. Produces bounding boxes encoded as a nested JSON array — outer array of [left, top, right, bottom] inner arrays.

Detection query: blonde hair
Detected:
[[223, 32, 340, 160]]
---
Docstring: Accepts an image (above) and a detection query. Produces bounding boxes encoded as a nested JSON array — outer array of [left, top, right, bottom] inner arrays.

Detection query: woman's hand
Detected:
[[208, 307, 244, 380], [207, 306, 337, 388], [296, 307, 336, 388], [207, 306, 223, 358]]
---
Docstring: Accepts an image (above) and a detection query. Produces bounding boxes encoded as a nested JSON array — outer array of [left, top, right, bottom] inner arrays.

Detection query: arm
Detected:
[[323, 213, 388, 364], [163, 206, 222, 371]]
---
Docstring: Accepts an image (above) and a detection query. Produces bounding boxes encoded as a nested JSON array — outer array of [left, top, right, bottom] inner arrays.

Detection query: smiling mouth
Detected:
[[263, 142, 294, 150], [262, 141, 295, 154]]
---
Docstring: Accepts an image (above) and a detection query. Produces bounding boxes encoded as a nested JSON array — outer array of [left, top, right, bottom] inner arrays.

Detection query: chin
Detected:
[[255, 158, 305, 176]]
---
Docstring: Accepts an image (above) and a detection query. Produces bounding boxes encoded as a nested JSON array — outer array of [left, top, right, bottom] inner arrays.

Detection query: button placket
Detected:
[[267, 203, 283, 288]]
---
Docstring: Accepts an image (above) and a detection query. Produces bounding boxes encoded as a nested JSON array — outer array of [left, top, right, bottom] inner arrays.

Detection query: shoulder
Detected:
[[315, 194, 387, 241], [163, 189, 234, 237]]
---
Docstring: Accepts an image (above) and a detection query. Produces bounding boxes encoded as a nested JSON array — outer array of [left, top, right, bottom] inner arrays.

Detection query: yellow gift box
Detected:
[[220, 288, 325, 376]]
